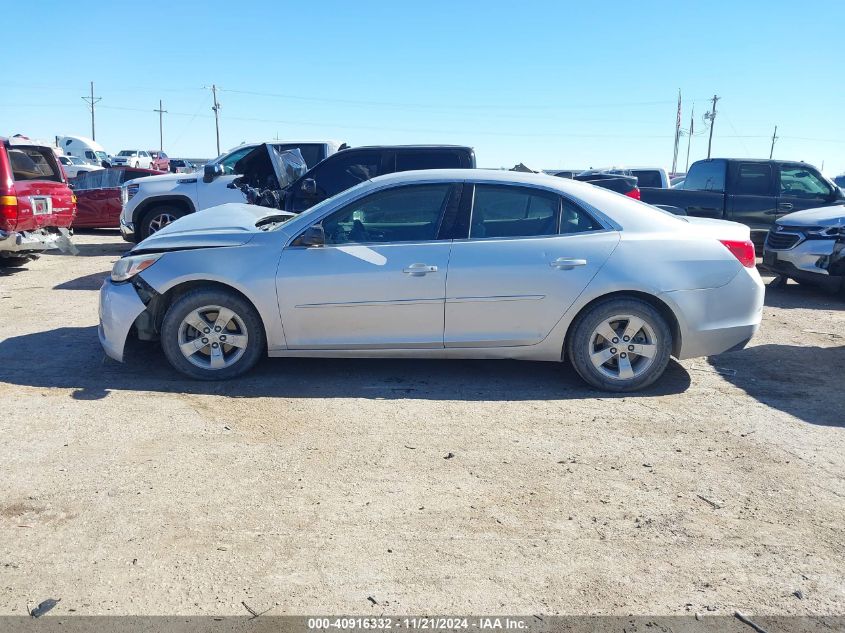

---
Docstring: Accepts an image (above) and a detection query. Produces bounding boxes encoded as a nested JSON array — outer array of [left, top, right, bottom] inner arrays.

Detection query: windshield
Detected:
[[118, 151, 136, 156], [213, 146, 255, 174], [71, 156, 86, 165]]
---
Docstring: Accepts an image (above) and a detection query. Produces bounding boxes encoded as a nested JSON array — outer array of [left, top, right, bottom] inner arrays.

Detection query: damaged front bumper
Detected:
[[98, 278, 147, 362], [0, 227, 77, 256], [764, 236, 845, 290]]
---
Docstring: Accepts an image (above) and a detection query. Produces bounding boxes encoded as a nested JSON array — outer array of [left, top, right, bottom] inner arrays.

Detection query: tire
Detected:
[[566, 297, 672, 392], [134, 161, 140, 168], [160, 288, 265, 380], [139, 205, 186, 240]]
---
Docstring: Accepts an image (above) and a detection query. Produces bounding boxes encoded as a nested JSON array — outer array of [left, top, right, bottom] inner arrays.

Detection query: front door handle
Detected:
[[403, 263, 438, 276], [778, 202, 794, 211], [550, 257, 587, 270]]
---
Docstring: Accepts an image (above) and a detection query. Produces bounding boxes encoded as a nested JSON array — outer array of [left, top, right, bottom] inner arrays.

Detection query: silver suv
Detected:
[[763, 205, 845, 291]]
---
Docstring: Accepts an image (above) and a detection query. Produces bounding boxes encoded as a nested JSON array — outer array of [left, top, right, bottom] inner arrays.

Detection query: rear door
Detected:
[[444, 183, 619, 347], [277, 182, 458, 348], [777, 163, 839, 214], [726, 162, 778, 231]]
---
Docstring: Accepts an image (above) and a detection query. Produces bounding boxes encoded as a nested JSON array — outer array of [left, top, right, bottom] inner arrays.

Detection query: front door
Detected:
[[444, 184, 620, 347], [276, 183, 457, 349]]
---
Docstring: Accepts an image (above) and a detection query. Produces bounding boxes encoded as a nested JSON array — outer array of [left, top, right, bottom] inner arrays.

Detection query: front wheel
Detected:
[[160, 288, 265, 380], [139, 206, 185, 240], [566, 297, 672, 392]]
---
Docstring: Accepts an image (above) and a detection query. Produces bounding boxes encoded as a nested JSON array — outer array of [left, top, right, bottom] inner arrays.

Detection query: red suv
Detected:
[[0, 137, 76, 263], [149, 151, 170, 171]]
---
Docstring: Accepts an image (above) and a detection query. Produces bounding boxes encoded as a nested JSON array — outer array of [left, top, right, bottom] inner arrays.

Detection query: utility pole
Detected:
[[685, 105, 695, 172], [205, 84, 222, 156], [154, 100, 167, 152], [671, 89, 682, 175], [81, 81, 101, 141], [769, 125, 778, 159], [704, 94, 719, 159]]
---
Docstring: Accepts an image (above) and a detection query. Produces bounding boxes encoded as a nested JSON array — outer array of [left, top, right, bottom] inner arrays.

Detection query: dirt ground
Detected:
[[0, 231, 842, 616]]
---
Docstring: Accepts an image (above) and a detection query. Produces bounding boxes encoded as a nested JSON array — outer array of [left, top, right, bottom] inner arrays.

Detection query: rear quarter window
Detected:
[[7, 146, 62, 183], [631, 170, 663, 188]]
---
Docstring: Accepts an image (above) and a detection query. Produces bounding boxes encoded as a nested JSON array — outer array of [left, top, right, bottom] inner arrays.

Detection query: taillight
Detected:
[[720, 239, 756, 268], [625, 187, 641, 200], [0, 194, 18, 232]]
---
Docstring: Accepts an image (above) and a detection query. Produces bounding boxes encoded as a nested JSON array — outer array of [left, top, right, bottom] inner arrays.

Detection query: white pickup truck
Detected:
[[119, 140, 342, 241]]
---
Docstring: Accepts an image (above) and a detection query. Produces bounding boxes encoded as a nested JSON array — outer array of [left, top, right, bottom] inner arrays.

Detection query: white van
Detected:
[[58, 136, 109, 166]]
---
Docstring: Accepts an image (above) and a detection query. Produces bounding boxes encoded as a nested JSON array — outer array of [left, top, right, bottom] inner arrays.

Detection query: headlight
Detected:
[[120, 186, 128, 205], [111, 253, 162, 282]]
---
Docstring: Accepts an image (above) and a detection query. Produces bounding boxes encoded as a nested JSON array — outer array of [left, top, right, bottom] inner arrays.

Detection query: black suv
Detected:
[[283, 145, 475, 213]]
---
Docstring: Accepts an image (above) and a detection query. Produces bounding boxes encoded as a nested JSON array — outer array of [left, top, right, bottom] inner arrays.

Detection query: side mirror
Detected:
[[292, 224, 325, 247], [301, 178, 317, 196], [203, 163, 224, 183]]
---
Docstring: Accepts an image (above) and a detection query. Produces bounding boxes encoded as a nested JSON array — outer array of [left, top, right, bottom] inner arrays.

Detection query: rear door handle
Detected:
[[550, 258, 587, 270], [778, 202, 794, 211], [403, 263, 438, 276]]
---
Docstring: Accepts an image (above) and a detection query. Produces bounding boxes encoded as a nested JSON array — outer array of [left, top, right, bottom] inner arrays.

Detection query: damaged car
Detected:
[[99, 169, 763, 392], [1, 136, 77, 265], [763, 205, 845, 292]]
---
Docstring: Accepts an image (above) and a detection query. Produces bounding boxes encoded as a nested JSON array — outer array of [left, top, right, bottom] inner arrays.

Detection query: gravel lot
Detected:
[[0, 231, 843, 616]]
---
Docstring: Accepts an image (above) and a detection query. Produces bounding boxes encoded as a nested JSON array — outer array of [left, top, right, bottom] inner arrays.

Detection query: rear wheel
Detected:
[[567, 297, 672, 392], [139, 205, 186, 240], [160, 288, 265, 380]]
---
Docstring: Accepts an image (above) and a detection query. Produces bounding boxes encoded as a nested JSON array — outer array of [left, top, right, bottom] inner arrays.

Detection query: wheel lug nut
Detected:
[[203, 328, 210, 334], [212, 342, 219, 348], [620, 352, 627, 359], [201, 337, 209, 344], [610, 348, 617, 355], [612, 337, 619, 344], [623, 336, 630, 342], [219, 335, 227, 341], [628, 345, 634, 351], [214, 326, 222, 332]]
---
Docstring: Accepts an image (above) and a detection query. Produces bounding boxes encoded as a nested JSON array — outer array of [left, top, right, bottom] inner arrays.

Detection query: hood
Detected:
[[233, 144, 308, 191], [681, 216, 750, 241], [131, 203, 268, 253], [128, 171, 202, 186], [776, 204, 845, 228]]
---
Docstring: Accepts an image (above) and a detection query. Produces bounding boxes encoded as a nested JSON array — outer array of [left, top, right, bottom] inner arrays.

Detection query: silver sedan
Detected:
[[99, 169, 764, 391]]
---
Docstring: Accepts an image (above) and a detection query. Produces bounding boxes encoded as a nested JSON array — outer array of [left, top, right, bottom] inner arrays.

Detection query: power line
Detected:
[[81, 81, 101, 141]]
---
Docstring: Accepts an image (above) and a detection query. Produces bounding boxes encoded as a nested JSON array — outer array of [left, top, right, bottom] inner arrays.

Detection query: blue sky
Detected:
[[4, 1, 844, 174]]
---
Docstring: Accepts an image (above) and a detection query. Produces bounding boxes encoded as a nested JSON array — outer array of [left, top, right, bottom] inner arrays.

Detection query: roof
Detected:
[[340, 145, 472, 151]]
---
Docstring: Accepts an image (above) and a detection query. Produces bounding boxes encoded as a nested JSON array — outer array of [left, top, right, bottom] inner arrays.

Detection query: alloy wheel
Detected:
[[148, 213, 177, 234], [588, 314, 658, 381], [177, 305, 249, 370]]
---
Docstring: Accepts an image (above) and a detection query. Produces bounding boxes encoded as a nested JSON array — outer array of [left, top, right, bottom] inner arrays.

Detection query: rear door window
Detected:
[[7, 146, 62, 182], [395, 151, 461, 171], [734, 163, 773, 196], [684, 160, 726, 191]]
